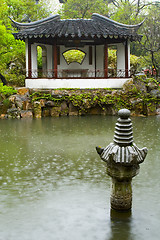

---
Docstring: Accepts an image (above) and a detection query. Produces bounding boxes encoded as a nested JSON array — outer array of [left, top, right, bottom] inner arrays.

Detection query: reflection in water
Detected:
[[0, 116, 160, 240], [110, 209, 133, 240]]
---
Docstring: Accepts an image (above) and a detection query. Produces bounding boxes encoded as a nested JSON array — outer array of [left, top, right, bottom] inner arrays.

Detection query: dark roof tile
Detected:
[[11, 13, 143, 41]]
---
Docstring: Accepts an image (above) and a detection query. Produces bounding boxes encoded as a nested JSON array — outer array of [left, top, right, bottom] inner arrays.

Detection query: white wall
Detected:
[[31, 43, 38, 77], [96, 45, 104, 73], [128, 41, 130, 71], [117, 43, 125, 71], [26, 78, 131, 89], [26, 43, 54, 78], [47, 45, 53, 71], [46, 45, 53, 77], [116, 42, 130, 76], [58, 46, 96, 77]]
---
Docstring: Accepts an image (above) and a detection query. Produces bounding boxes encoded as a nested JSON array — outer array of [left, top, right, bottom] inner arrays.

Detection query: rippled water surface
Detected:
[[0, 116, 160, 240]]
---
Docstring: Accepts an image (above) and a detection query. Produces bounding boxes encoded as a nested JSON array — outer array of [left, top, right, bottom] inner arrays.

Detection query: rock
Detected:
[[45, 100, 56, 107], [9, 95, 16, 103], [50, 107, 61, 117], [11, 104, 16, 109], [134, 73, 146, 82], [20, 110, 33, 118], [14, 95, 28, 109], [130, 102, 147, 116], [40, 99, 46, 107], [102, 106, 116, 115], [51, 90, 69, 98], [60, 101, 69, 116], [147, 102, 157, 116], [69, 103, 78, 116], [147, 82, 158, 91], [83, 98, 92, 109], [7, 108, 21, 119], [123, 79, 134, 91], [51, 90, 61, 95], [156, 108, 160, 115], [42, 108, 50, 117], [111, 90, 119, 96], [2, 88, 160, 118], [17, 87, 29, 96], [130, 98, 143, 105], [23, 100, 32, 110], [0, 99, 11, 114], [132, 76, 147, 93], [0, 114, 7, 119], [87, 106, 102, 115], [33, 101, 41, 118], [150, 89, 160, 98]]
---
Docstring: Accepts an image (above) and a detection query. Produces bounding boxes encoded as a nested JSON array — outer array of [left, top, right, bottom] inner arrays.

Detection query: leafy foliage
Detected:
[[1, 0, 50, 26], [139, 4, 160, 75], [0, 83, 17, 97], [108, 48, 117, 69], [59, 0, 109, 19], [109, 0, 150, 24], [0, 23, 26, 86], [37, 46, 43, 69], [63, 49, 86, 64], [0, 0, 50, 86]]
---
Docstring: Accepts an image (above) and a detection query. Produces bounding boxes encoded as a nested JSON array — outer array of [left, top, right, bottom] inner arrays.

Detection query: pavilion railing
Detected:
[[26, 69, 133, 79]]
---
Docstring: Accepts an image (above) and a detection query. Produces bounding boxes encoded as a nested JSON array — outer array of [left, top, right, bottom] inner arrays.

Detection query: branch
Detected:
[[111, 0, 119, 8], [138, 2, 155, 11], [0, 51, 8, 56], [0, 73, 7, 85]]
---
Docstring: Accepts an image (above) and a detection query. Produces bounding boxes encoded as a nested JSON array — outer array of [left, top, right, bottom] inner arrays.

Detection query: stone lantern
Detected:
[[96, 109, 148, 211]]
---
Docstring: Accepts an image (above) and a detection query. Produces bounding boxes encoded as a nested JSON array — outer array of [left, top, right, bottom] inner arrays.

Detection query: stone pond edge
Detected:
[[1, 77, 160, 119]]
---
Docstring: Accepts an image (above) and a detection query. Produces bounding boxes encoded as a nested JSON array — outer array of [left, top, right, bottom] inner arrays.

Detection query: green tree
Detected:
[[0, 0, 51, 86], [109, 0, 155, 19], [0, 23, 25, 86], [108, 0, 150, 24], [59, 0, 109, 19], [3, 0, 50, 25], [108, 0, 160, 75], [139, 4, 160, 76]]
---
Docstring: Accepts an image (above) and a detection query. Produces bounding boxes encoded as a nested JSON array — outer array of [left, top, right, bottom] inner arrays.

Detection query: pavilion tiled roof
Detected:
[[10, 13, 143, 41]]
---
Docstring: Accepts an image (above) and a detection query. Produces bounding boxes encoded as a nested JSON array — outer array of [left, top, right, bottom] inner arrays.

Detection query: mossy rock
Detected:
[[147, 102, 157, 115], [33, 101, 42, 118], [0, 99, 12, 114], [50, 106, 61, 117], [131, 102, 147, 116]]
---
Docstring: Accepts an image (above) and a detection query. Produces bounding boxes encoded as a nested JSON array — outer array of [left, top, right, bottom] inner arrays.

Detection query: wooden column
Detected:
[[95, 45, 97, 77], [28, 40, 32, 78], [89, 46, 92, 65], [125, 40, 129, 78], [104, 42, 108, 78], [53, 42, 58, 78]]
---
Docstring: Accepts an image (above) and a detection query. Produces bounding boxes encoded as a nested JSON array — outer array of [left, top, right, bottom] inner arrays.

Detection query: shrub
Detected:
[[0, 83, 17, 97]]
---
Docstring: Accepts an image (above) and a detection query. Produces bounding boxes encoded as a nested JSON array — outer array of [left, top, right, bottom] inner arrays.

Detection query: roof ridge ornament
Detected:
[[92, 13, 145, 30]]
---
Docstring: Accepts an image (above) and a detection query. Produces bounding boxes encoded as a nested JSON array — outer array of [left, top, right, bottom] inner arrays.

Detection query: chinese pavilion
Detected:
[[11, 13, 143, 89]]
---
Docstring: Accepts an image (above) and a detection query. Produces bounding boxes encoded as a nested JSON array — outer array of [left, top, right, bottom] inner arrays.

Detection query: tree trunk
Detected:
[[0, 73, 7, 85]]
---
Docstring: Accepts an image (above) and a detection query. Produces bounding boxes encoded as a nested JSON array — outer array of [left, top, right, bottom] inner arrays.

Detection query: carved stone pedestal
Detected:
[[96, 109, 148, 211], [111, 178, 132, 211], [108, 162, 140, 211]]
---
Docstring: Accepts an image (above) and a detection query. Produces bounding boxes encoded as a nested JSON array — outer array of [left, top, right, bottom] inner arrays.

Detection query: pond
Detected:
[[0, 115, 160, 240]]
